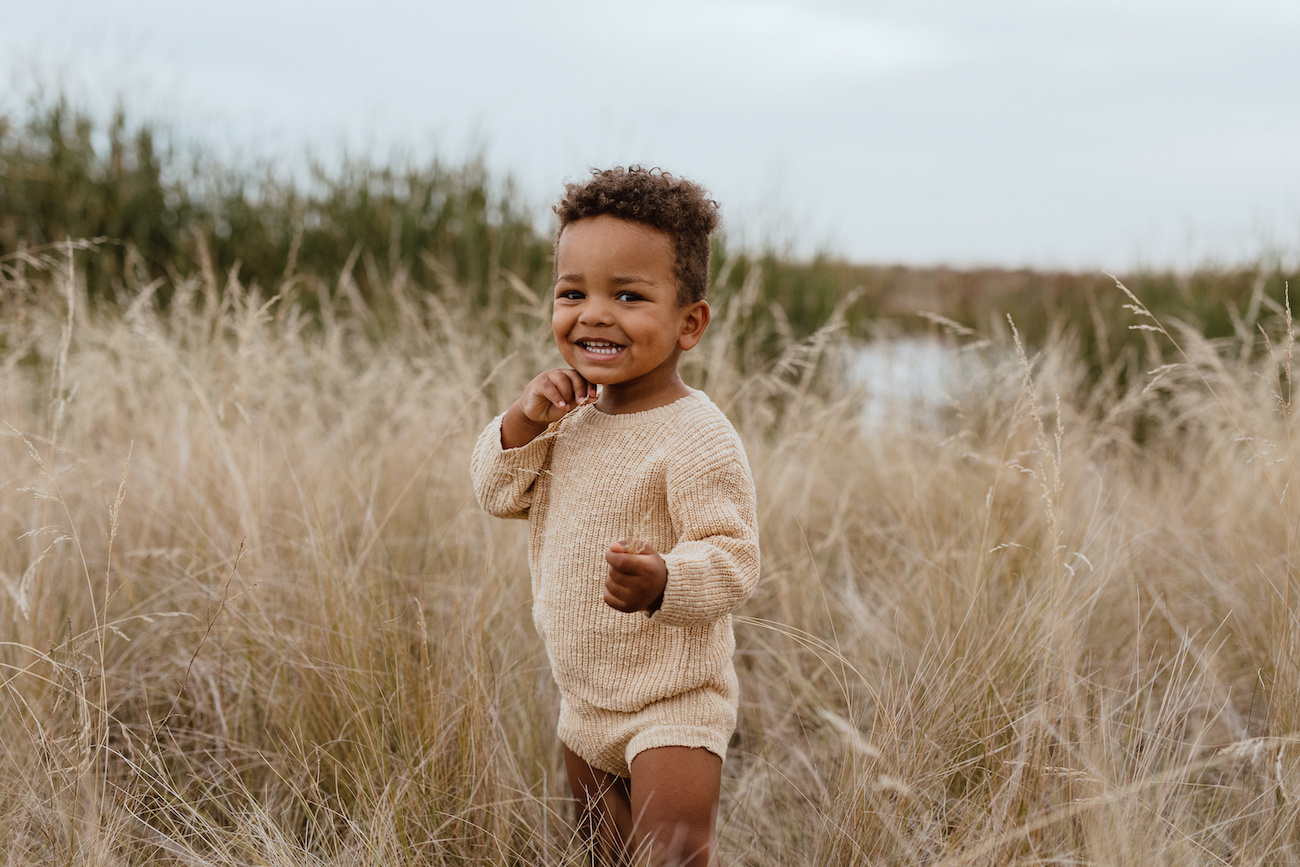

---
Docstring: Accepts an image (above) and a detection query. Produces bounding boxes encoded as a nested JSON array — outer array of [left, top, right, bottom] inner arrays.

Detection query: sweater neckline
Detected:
[[576, 389, 706, 429]]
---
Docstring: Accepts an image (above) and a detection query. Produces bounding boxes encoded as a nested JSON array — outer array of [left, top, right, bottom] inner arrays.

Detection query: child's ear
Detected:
[[677, 300, 711, 351]]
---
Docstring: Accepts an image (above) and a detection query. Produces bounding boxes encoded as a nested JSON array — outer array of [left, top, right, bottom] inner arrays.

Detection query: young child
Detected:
[[470, 166, 760, 866]]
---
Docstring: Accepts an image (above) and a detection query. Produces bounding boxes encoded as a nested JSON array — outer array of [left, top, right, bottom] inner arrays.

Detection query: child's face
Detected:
[[552, 215, 707, 399]]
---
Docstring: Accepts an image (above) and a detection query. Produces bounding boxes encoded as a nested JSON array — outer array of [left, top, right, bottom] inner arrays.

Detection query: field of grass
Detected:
[[2, 235, 1298, 864]]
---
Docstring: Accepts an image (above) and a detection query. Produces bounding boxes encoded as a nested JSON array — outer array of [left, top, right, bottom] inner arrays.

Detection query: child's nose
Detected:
[[577, 298, 615, 325]]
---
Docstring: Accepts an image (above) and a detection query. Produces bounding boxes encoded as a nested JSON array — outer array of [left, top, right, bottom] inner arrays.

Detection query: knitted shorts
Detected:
[[557, 680, 737, 779]]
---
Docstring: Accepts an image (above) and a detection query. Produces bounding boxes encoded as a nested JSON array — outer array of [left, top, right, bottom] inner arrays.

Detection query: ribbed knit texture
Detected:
[[471, 389, 761, 738]]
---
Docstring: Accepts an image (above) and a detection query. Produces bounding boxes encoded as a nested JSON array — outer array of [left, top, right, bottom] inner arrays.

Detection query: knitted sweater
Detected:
[[470, 389, 760, 714]]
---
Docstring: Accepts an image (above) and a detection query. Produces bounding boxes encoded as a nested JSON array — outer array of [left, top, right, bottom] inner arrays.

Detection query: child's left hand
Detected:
[[603, 541, 667, 614]]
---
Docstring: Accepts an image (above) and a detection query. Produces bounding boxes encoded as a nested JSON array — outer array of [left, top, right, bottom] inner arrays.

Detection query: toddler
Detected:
[[471, 166, 760, 866]]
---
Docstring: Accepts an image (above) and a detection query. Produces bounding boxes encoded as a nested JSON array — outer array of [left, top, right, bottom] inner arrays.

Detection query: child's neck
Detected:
[[595, 370, 691, 415]]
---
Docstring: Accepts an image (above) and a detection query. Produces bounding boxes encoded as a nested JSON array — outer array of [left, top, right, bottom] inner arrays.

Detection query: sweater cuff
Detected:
[[651, 554, 727, 627], [489, 413, 557, 460], [470, 413, 561, 520]]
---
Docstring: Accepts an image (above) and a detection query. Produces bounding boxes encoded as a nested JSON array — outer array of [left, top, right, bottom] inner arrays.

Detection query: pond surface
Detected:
[[849, 337, 973, 427]]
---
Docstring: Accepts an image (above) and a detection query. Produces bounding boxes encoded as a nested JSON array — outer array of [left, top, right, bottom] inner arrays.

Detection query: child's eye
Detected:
[[556, 289, 584, 301], [615, 291, 642, 302]]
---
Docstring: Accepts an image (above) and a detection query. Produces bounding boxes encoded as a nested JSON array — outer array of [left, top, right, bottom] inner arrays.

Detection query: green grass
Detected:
[[4, 93, 1296, 376]]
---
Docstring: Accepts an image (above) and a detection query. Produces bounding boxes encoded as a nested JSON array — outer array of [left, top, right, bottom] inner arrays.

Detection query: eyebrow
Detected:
[[555, 273, 655, 286]]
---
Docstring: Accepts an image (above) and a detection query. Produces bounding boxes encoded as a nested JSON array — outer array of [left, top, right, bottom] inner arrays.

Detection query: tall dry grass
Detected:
[[2, 244, 1298, 865]]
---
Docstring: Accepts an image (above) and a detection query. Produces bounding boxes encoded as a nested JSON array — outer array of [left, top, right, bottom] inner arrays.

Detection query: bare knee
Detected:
[[635, 813, 715, 866]]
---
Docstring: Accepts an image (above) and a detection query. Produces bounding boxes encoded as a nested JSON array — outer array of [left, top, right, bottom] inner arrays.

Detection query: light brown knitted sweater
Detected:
[[471, 389, 760, 716]]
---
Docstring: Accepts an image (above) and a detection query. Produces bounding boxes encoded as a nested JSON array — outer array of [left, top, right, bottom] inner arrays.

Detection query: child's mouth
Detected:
[[578, 340, 625, 357]]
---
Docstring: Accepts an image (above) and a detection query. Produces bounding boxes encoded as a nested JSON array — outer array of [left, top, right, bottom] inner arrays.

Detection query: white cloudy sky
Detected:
[[4, 0, 1299, 270]]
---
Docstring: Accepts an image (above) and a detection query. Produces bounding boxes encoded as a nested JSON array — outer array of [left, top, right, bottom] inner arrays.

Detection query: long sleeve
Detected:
[[471, 390, 762, 719], [654, 449, 760, 628], [469, 414, 555, 520]]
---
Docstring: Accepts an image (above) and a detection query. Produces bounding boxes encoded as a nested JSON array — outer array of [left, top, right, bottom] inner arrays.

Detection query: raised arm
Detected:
[[471, 368, 598, 518], [470, 414, 551, 519]]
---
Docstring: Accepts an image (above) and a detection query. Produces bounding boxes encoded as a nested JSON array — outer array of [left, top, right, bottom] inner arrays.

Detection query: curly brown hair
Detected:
[[553, 166, 720, 305]]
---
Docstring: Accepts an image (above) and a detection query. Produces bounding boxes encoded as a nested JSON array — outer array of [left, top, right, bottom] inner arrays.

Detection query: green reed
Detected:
[[2, 93, 1296, 380]]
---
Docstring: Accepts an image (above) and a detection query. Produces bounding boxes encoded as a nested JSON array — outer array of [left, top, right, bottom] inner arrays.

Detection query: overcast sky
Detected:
[[4, 0, 1299, 271]]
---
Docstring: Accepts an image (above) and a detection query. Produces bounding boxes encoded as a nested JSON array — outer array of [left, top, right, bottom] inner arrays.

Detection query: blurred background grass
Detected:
[[5, 94, 1295, 376]]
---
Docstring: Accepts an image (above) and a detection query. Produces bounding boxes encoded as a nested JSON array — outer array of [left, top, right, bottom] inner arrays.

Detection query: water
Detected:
[[849, 337, 968, 427]]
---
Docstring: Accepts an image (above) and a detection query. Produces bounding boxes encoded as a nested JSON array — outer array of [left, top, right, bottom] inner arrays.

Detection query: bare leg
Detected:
[[564, 744, 634, 864], [628, 746, 722, 867]]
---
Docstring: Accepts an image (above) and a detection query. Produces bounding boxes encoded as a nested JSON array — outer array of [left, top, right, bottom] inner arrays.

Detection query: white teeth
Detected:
[[581, 341, 621, 355]]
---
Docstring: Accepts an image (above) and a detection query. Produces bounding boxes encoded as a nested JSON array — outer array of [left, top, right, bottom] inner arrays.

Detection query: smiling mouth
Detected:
[[577, 339, 625, 356]]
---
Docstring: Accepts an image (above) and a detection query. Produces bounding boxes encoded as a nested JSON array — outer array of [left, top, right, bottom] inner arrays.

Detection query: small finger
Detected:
[[539, 380, 571, 409], [603, 589, 631, 612], [604, 553, 636, 574], [558, 369, 595, 404]]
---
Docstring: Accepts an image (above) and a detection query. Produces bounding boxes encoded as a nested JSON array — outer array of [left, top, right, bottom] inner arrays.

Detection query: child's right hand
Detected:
[[519, 368, 598, 425], [500, 368, 597, 448]]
